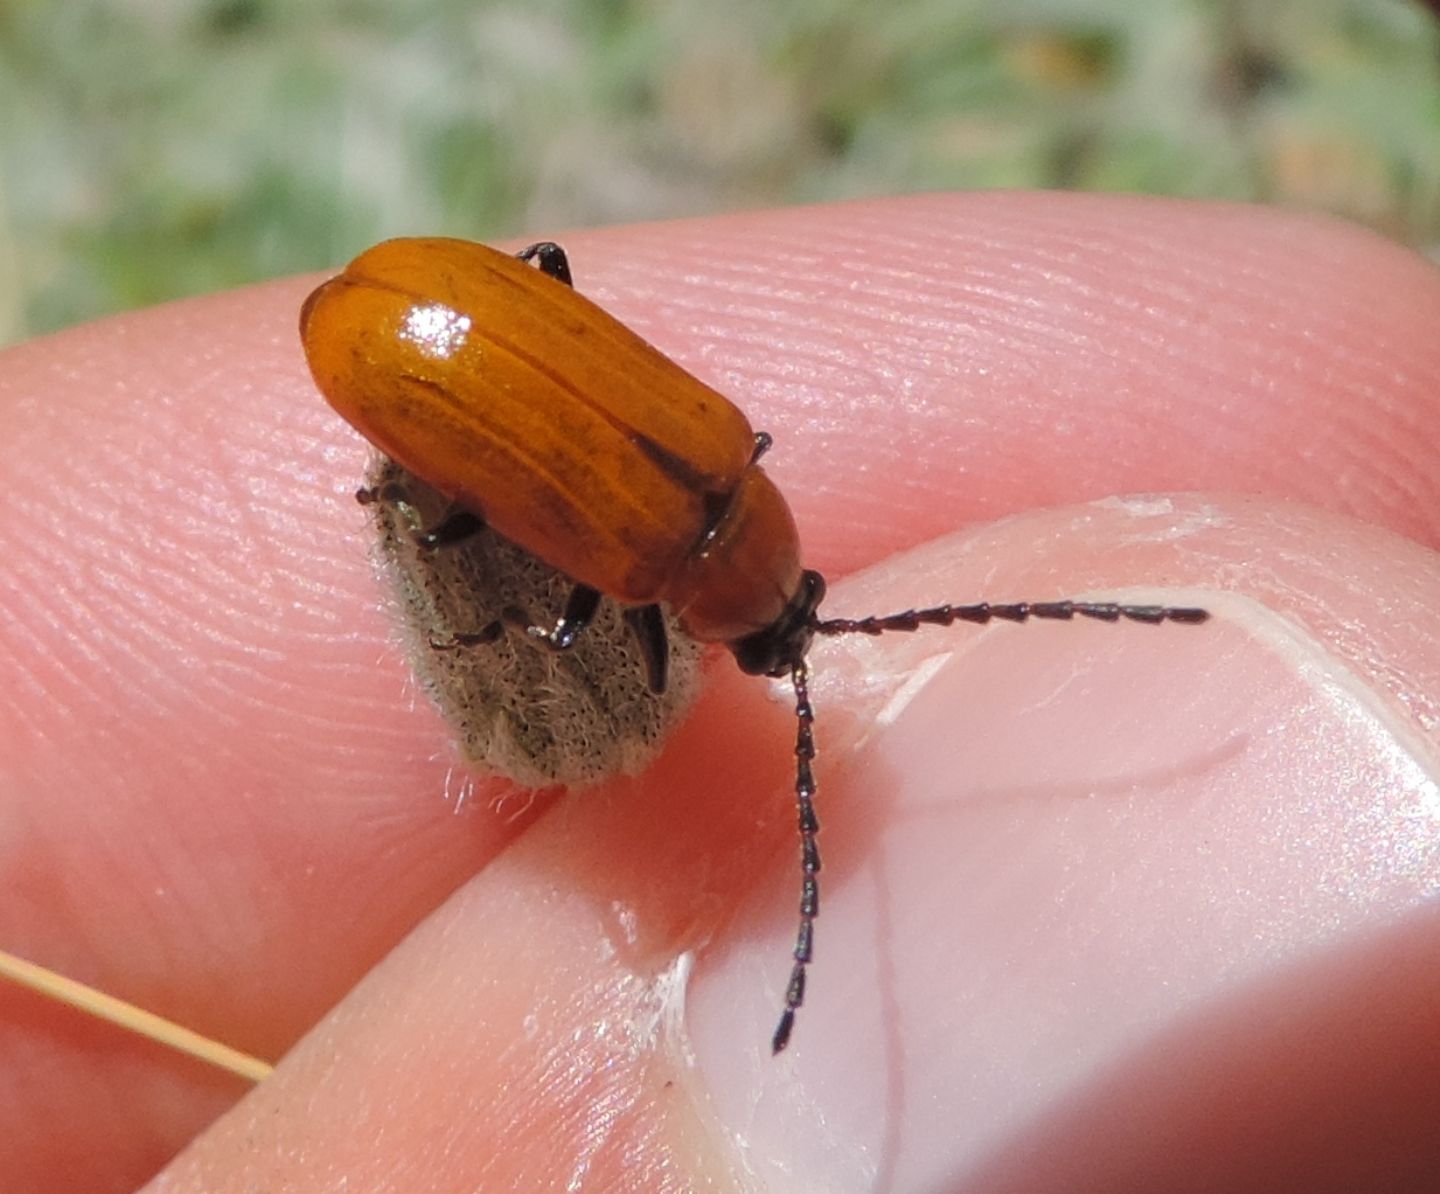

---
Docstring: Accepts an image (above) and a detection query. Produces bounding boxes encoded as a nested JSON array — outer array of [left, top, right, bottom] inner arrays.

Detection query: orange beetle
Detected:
[[301, 237, 1209, 1053]]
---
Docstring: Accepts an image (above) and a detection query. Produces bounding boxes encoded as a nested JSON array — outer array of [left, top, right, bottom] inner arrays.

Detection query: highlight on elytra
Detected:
[[300, 237, 1210, 1054]]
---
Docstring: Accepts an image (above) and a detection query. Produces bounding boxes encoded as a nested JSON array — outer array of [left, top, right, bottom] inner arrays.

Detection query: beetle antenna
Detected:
[[768, 596, 1207, 1052], [772, 658, 819, 1054], [814, 597, 1208, 637]]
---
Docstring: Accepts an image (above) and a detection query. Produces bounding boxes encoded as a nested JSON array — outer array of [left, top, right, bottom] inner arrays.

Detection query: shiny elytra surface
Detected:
[[300, 238, 757, 605]]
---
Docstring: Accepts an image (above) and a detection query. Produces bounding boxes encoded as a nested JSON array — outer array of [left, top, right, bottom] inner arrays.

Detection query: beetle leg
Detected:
[[504, 582, 602, 651], [430, 623, 505, 651], [750, 431, 773, 464], [409, 507, 486, 550], [356, 482, 408, 507], [516, 242, 574, 287], [621, 603, 670, 694], [357, 484, 487, 550], [357, 482, 427, 535], [436, 585, 607, 657]]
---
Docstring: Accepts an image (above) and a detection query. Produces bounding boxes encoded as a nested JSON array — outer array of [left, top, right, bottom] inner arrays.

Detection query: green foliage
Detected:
[[0, 0, 1436, 343]]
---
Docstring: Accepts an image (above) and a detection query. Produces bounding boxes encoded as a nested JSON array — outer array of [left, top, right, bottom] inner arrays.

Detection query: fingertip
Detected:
[[686, 494, 1440, 1189]]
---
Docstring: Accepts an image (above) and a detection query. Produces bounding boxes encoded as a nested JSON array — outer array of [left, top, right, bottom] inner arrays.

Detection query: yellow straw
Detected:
[[0, 948, 273, 1084]]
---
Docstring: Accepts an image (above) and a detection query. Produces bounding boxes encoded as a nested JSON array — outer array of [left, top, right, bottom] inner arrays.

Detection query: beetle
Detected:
[[300, 237, 1209, 1053]]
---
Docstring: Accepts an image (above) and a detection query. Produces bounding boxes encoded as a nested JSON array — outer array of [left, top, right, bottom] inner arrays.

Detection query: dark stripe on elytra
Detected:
[[627, 429, 713, 494]]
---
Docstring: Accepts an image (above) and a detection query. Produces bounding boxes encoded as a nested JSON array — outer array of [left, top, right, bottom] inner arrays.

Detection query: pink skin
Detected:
[[2, 193, 1440, 1192]]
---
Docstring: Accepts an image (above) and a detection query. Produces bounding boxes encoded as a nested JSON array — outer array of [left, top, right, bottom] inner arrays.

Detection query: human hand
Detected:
[[4, 193, 1440, 1192]]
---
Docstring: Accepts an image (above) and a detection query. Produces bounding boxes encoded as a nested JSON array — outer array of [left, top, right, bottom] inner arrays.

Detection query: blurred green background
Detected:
[[0, 0, 1436, 346]]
